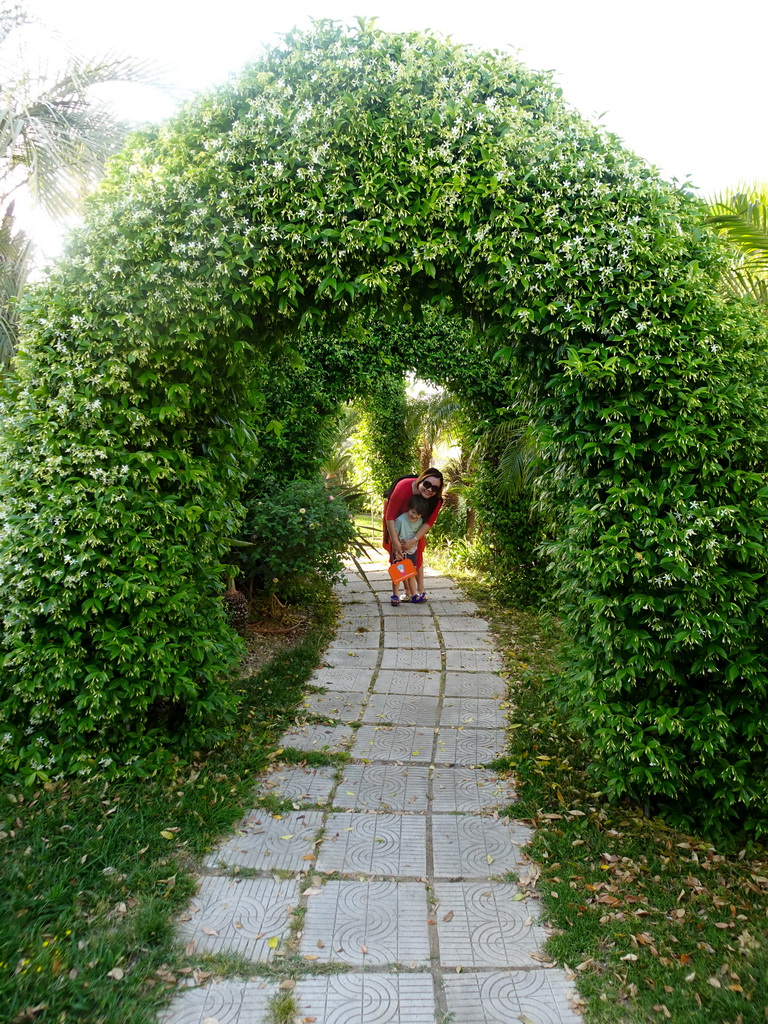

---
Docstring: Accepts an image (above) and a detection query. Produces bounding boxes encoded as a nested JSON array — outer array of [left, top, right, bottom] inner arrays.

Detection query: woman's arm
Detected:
[[387, 518, 404, 558]]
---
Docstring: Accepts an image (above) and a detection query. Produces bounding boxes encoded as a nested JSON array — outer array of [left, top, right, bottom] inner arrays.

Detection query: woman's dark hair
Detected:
[[408, 494, 430, 517]]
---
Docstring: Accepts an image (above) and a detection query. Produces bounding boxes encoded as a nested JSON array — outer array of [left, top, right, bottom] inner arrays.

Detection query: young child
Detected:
[[392, 494, 430, 602]]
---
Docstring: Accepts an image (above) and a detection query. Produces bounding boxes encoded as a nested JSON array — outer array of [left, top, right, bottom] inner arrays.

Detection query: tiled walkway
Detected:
[[160, 553, 582, 1024]]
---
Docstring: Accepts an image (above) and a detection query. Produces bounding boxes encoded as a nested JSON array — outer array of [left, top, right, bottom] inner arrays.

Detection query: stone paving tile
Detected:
[[298, 690, 368, 721], [338, 606, 381, 623], [363, 694, 441, 726], [309, 666, 375, 692], [434, 727, 505, 765], [434, 882, 548, 968], [299, 880, 430, 965], [322, 646, 379, 668], [336, 592, 372, 605], [444, 671, 507, 699], [335, 764, 430, 811], [158, 978, 277, 1024], [380, 601, 433, 617], [431, 767, 516, 812], [429, 600, 479, 615], [432, 615, 490, 631], [440, 629, 496, 649], [432, 815, 531, 878], [177, 875, 298, 962], [351, 724, 434, 762], [445, 648, 504, 672], [440, 695, 509, 729], [382, 615, 437, 630], [373, 669, 441, 696], [277, 722, 353, 753], [383, 629, 440, 648], [380, 648, 441, 671], [442, 971, 583, 1024], [317, 813, 427, 875], [295, 973, 436, 1024], [333, 628, 381, 649], [204, 810, 323, 871], [252, 765, 336, 806]]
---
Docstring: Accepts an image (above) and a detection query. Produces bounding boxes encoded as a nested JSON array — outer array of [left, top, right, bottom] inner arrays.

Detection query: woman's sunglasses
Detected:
[[420, 481, 439, 492]]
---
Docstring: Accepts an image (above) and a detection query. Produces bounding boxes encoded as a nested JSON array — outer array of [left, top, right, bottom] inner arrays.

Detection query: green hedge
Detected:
[[1, 22, 767, 833]]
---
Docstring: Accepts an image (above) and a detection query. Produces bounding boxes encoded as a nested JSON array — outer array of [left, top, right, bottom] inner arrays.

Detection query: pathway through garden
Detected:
[[160, 552, 582, 1024]]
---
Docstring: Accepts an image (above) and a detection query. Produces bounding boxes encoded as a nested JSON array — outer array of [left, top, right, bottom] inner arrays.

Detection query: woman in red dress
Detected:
[[383, 468, 444, 605]]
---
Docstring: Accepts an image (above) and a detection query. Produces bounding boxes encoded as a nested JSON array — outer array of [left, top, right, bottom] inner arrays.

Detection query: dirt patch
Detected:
[[240, 612, 312, 677]]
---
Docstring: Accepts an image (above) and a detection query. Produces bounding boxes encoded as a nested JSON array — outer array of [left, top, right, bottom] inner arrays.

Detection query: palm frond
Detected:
[[0, 199, 30, 367], [705, 184, 768, 286]]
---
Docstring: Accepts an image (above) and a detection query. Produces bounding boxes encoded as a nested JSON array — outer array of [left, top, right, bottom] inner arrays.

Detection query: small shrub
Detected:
[[233, 476, 355, 600]]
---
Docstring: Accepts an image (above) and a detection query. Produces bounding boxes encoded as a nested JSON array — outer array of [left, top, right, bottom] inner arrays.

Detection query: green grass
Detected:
[[0, 583, 338, 1024], [431, 552, 768, 1024]]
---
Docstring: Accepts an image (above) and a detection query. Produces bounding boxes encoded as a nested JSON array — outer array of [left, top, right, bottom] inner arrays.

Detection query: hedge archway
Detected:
[[2, 21, 767, 827]]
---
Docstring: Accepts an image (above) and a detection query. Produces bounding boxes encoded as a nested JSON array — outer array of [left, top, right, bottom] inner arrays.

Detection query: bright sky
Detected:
[[23, 0, 768, 256]]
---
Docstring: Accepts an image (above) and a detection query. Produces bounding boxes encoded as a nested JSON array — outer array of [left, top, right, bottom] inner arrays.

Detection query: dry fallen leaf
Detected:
[[201, 927, 219, 937], [106, 967, 124, 981], [184, 940, 197, 956], [443, 910, 454, 922]]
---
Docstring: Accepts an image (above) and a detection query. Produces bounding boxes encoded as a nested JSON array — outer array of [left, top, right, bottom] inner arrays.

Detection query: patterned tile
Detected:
[[177, 875, 297, 961], [434, 728, 505, 766], [444, 671, 507, 699], [380, 602, 433, 617], [363, 694, 441, 727], [432, 815, 531, 878], [277, 722, 353, 753], [373, 669, 441, 696], [429, 601, 480, 615], [434, 882, 548, 967], [253, 765, 336, 806], [440, 696, 508, 729], [445, 648, 504, 672], [431, 768, 517, 813], [333, 628, 381, 649], [335, 764, 430, 811], [317, 813, 427, 875], [440, 630, 496, 649], [380, 648, 442, 671], [299, 881, 430, 965], [298, 690, 368, 721], [383, 628, 441, 648], [322, 647, 379, 669], [296, 974, 436, 1024], [204, 810, 323, 871], [350, 724, 434, 762], [442, 970, 583, 1024], [310, 666, 375, 692], [158, 978, 276, 1024], [432, 616, 490, 632]]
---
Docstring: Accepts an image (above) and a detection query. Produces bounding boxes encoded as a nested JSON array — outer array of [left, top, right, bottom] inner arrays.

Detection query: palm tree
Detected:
[[0, 2, 156, 366], [705, 183, 768, 304]]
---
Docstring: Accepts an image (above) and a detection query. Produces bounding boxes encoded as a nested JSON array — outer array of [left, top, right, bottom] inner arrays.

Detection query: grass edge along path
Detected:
[[0, 582, 338, 1024], [432, 557, 768, 1024]]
